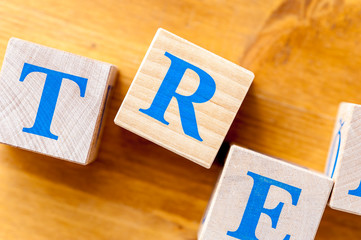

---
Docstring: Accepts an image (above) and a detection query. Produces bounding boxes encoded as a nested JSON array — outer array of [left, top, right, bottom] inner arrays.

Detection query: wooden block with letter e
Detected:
[[198, 145, 333, 240], [325, 102, 361, 215], [114, 28, 254, 168], [0, 38, 117, 164]]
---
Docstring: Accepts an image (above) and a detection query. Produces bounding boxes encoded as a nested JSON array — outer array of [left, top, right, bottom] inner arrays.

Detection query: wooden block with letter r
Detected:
[[0, 38, 117, 164], [114, 28, 254, 168], [198, 145, 333, 240], [325, 102, 361, 215]]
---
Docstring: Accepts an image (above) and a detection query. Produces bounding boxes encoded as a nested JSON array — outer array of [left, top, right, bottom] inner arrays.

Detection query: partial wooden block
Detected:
[[0, 38, 116, 164], [198, 145, 333, 240], [114, 28, 254, 168], [325, 102, 361, 215]]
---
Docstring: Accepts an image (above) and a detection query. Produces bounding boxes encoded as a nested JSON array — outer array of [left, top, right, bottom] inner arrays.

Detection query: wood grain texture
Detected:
[[325, 103, 361, 215], [0, 38, 116, 164], [199, 145, 333, 240], [0, 0, 361, 239], [114, 28, 253, 168]]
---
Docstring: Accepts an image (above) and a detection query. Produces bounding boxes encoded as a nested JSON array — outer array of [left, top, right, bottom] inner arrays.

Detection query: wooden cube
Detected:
[[114, 29, 254, 168], [0, 38, 116, 164], [325, 102, 361, 215], [198, 145, 333, 240]]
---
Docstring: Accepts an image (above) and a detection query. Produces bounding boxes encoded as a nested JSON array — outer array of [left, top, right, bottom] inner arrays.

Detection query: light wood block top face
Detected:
[[325, 102, 361, 215], [114, 28, 254, 168], [199, 145, 333, 240], [0, 38, 116, 164]]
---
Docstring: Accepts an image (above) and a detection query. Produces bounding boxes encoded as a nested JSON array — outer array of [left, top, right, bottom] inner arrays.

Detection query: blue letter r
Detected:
[[139, 52, 216, 141]]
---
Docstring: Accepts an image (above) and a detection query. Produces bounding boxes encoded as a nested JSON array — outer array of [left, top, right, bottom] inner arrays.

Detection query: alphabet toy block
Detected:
[[0, 38, 116, 164], [325, 102, 361, 215], [114, 28, 254, 168], [198, 145, 333, 240]]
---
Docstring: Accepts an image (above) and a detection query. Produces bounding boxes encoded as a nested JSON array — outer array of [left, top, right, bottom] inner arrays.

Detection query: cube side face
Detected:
[[198, 154, 230, 239], [85, 66, 117, 164], [0, 38, 113, 164], [198, 146, 240, 240], [329, 103, 361, 215], [199, 146, 333, 240], [114, 29, 254, 168], [198, 183, 217, 240], [325, 102, 353, 178]]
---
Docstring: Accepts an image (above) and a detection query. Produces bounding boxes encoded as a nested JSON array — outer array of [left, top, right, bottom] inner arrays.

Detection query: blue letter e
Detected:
[[139, 52, 216, 141], [227, 171, 302, 240], [20, 63, 88, 140]]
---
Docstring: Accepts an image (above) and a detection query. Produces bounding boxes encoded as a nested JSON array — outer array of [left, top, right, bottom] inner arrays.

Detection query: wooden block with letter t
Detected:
[[198, 145, 333, 240], [325, 102, 361, 215], [0, 38, 116, 164], [114, 28, 254, 168]]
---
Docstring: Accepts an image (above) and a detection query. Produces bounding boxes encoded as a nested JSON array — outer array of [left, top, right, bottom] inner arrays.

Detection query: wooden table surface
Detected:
[[0, 0, 361, 239]]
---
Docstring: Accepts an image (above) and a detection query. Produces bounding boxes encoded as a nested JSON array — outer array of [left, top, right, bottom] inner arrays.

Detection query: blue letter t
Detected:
[[20, 63, 88, 140]]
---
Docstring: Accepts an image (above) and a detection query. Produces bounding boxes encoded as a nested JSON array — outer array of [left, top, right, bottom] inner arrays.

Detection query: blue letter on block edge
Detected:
[[227, 171, 302, 240], [348, 182, 361, 197], [325, 119, 344, 178], [139, 52, 216, 142], [20, 63, 88, 140]]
